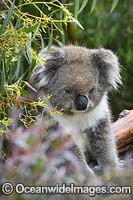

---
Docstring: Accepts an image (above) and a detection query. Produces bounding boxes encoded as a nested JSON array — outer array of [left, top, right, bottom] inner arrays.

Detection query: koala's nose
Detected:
[[75, 95, 88, 111]]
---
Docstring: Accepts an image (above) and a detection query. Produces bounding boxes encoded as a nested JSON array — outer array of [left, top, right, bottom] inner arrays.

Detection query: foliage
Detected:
[[0, 118, 133, 200], [0, 0, 84, 132], [0, 0, 132, 132]]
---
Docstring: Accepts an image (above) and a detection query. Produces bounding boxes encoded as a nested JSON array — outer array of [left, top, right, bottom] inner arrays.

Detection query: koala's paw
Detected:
[[92, 166, 103, 176]]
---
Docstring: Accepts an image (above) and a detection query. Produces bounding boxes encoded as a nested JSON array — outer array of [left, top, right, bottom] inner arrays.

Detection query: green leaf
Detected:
[[26, 33, 32, 64], [22, 47, 30, 63], [0, 59, 5, 96], [4, 56, 11, 82], [0, 1, 15, 35], [34, 159, 43, 172], [56, 40, 64, 47], [70, 16, 84, 30], [26, 48, 32, 64], [90, 0, 98, 14], [59, 6, 65, 44], [40, 34, 44, 50], [74, 0, 80, 20], [110, 0, 119, 13], [47, 28, 53, 56], [15, 56, 21, 80], [24, 24, 39, 33], [78, 0, 88, 14], [32, 23, 40, 40], [21, 88, 29, 97], [27, 59, 36, 80]]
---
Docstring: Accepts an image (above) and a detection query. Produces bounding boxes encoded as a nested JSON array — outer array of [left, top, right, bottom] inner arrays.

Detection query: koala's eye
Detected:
[[89, 87, 95, 94], [64, 88, 71, 94]]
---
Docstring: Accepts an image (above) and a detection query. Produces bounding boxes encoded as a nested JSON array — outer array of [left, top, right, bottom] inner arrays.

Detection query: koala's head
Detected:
[[29, 45, 121, 114]]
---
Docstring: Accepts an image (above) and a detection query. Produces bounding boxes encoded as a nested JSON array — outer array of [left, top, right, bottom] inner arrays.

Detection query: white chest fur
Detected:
[[55, 95, 109, 152]]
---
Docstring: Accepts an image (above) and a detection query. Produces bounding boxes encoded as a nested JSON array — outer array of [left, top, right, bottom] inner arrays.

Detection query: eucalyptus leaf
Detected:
[[15, 56, 21, 80], [0, 59, 5, 96], [59, 6, 65, 44], [32, 23, 40, 40], [40, 35, 45, 50], [47, 29, 53, 56], [24, 24, 39, 33], [56, 40, 64, 47], [110, 0, 119, 13], [90, 0, 98, 14], [70, 16, 84, 30], [78, 0, 88, 14], [0, 1, 15, 35], [74, 0, 80, 20], [0, 71, 4, 96]]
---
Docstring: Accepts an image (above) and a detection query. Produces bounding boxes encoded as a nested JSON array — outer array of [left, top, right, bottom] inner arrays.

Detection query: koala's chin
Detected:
[[63, 108, 88, 115]]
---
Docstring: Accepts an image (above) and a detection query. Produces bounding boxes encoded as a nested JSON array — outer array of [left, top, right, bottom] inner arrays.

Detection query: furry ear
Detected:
[[28, 46, 64, 91], [92, 48, 122, 90]]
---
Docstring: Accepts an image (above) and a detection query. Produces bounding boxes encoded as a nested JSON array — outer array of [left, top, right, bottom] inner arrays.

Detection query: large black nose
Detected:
[[75, 95, 88, 111]]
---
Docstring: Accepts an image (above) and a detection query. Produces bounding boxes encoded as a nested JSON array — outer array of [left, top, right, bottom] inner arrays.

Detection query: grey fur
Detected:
[[28, 45, 122, 178], [84, 116, 119, 175]]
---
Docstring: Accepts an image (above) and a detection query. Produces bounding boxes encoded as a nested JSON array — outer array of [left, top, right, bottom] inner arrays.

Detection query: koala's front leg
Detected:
[[69, 144, 95, 176], [58, 142, 95, 177], [66, 143, 98, 185], [86, 117, 119, 175]]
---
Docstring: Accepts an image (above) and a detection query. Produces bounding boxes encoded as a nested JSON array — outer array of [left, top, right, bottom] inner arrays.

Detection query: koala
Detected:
[[28, 45, 122, 178]]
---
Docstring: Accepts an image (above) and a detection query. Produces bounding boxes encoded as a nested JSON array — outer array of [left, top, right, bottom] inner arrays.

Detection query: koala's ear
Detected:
[[29, 46, 64, 91], [92, 48, 122, 90]]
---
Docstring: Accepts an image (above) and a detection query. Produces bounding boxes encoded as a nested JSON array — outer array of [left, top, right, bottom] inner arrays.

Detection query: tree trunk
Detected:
[[112, 110, 133, 157]]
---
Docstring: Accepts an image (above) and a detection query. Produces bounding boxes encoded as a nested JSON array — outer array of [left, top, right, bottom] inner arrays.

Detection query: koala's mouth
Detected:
[[62, 109, 74, 115], [63, 107, 89, 115]]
